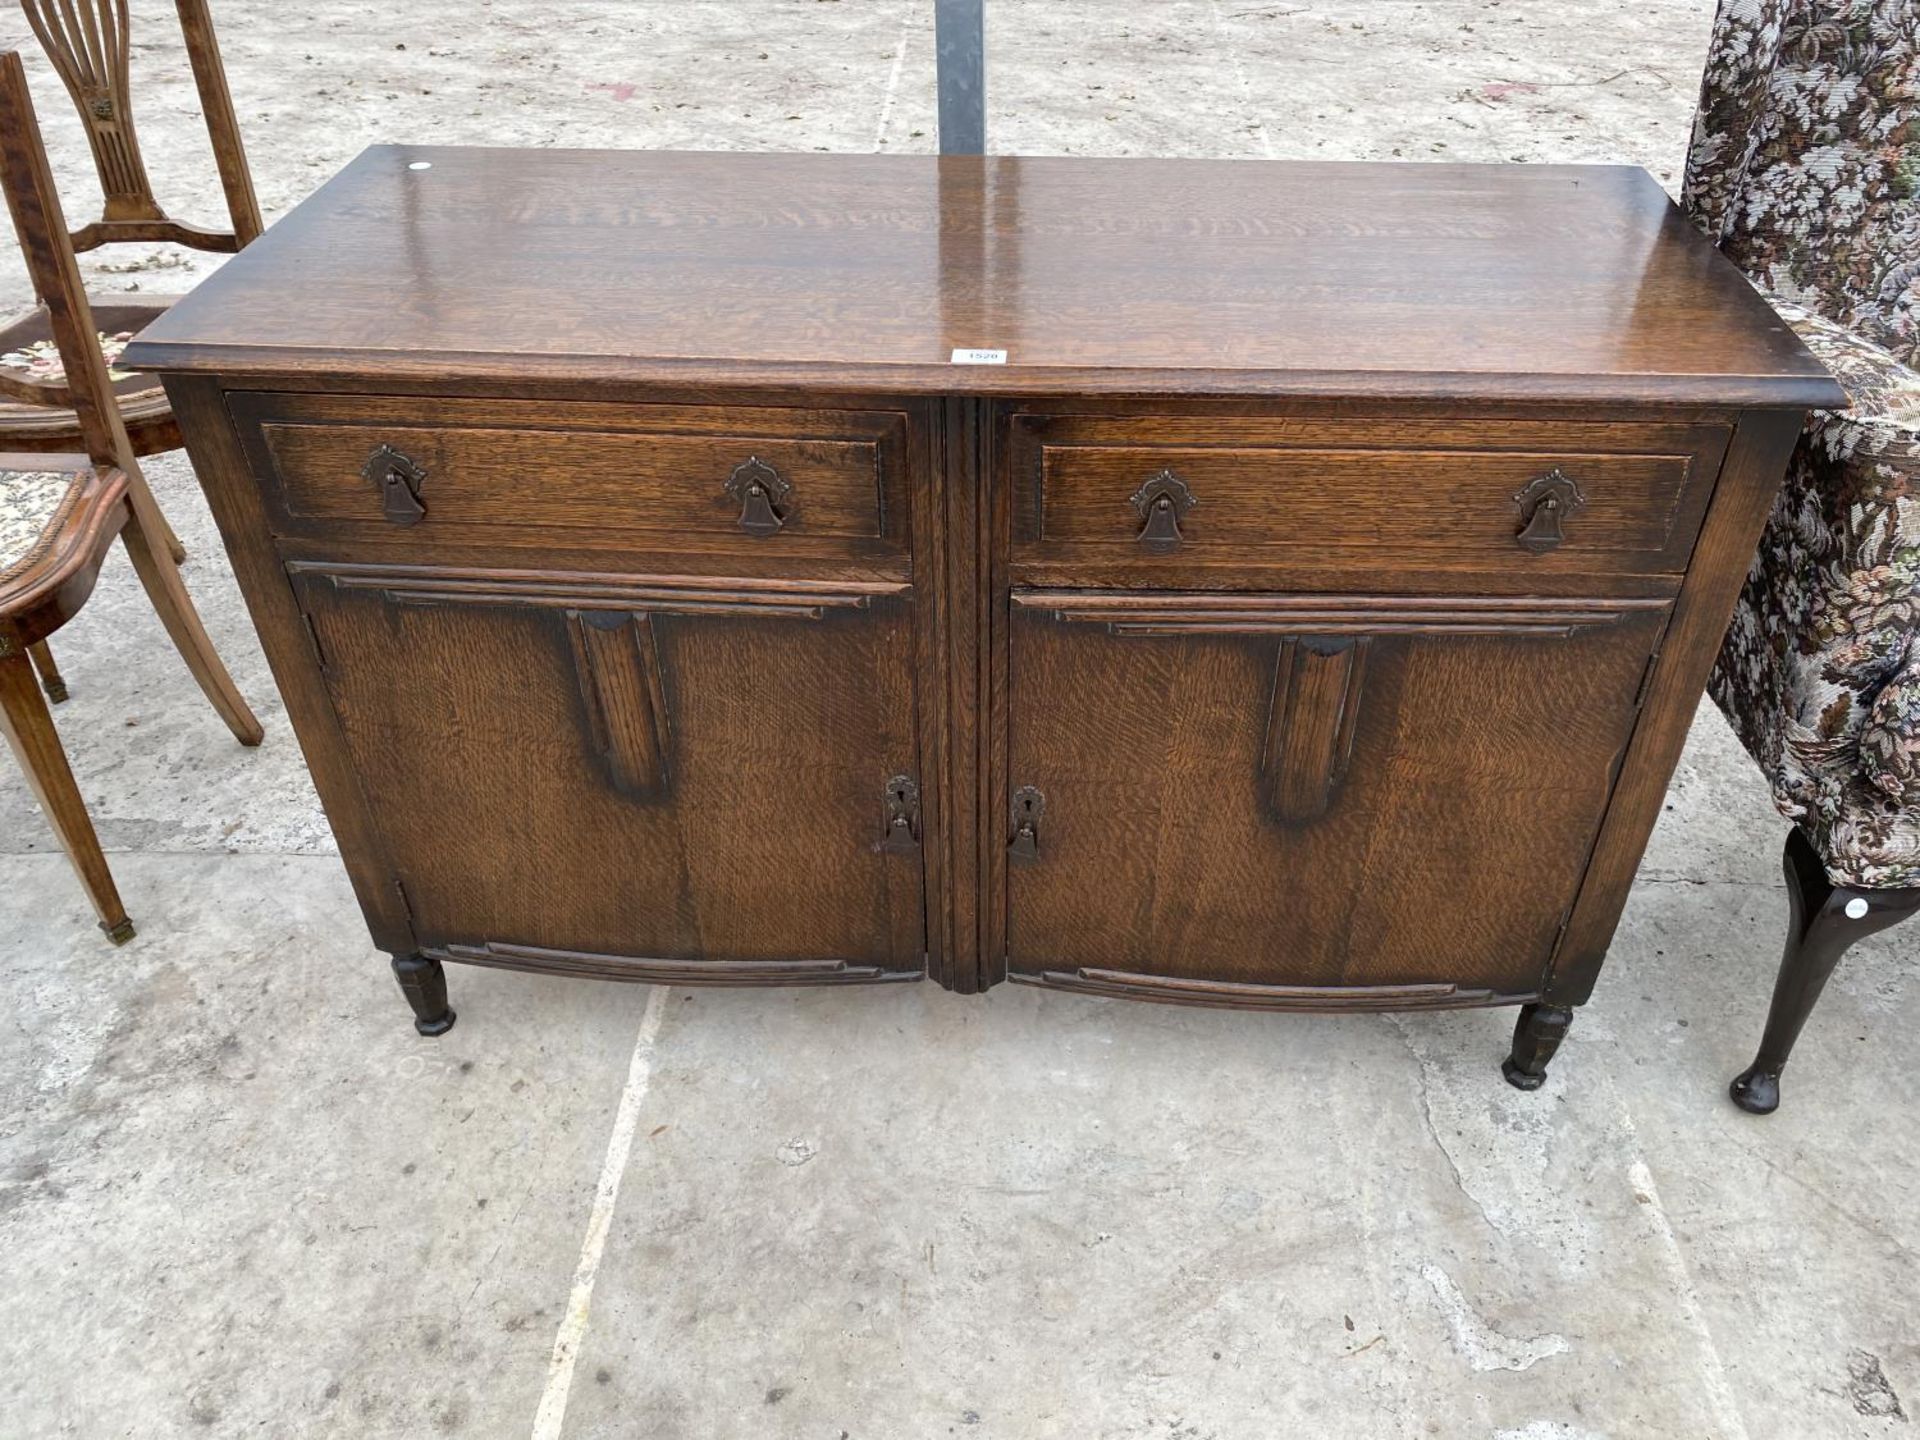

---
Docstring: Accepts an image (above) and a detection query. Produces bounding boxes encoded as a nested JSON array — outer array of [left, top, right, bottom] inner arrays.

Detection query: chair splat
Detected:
[[18, 0, 260, 255]]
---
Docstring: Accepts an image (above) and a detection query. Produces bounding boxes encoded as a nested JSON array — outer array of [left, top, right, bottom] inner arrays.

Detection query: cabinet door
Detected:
[[1005, 590, 1671, 1005], [292, 564, 925, 982]]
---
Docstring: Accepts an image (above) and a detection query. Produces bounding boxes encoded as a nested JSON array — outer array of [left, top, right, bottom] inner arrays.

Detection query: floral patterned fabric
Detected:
[[1684, 0, 1920, 886], [0, 467, 90, 586], [0, 330, 136, 385], [1683, 0, 1920, 366]]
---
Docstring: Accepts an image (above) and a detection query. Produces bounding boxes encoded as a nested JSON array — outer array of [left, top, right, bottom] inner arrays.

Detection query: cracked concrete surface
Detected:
[[3, 1, 1919, 1437]]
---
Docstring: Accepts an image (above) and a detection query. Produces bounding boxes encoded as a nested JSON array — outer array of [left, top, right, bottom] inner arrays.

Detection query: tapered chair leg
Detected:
[[1730, 828, 1920, 1115], [119, 464, 263, 747], [26, 639, 66, 702], [0, 650, 133, 942]]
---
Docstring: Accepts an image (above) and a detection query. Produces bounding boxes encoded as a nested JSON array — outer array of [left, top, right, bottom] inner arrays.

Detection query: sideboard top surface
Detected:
[[125, 146, 1840, 408]]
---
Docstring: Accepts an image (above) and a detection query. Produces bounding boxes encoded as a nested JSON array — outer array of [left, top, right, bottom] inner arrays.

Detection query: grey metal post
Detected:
[[935, 0, 985, 154]]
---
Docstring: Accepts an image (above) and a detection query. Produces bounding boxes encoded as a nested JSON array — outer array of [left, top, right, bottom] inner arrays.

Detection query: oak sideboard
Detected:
[[126, 148, 1840, 1086]]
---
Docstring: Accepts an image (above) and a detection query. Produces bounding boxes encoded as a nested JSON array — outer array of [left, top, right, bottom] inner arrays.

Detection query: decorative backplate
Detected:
[[882, 774, 921, 853], [1008, 785, 1046, 862], [361, 444, 428, 526], [1513, 468, 1586, 553], [725, 456, 792, 537], [1128, 468, 1197, 554]]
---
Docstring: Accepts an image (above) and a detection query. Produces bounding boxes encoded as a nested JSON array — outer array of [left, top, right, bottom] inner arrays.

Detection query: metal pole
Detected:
[[935, 0, 985, 155]]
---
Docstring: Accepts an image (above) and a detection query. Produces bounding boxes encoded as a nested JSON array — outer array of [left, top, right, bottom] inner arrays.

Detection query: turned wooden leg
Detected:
[[0, 649, 133, 943], [26, 640, 67, 702], [392, 953, 456, 1036], [1730, 828, 1920, 1115], [119, 464, 263, 747], [1502, 1002, 1574, 1091]]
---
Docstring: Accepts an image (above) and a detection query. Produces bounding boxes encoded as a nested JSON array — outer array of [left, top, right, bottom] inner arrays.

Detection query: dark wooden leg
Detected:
[[391, 953, 456, 1036], [26, 640, 67, 702], [0, 649, 133, 943], [1730, 828, 1920, 1115], [119, 465, 264, 747], [1502, 1002, 1574, 1090]]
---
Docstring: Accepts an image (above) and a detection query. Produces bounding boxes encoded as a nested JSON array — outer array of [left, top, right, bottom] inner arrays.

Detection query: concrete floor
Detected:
[[2, 2, 1918, 1436]]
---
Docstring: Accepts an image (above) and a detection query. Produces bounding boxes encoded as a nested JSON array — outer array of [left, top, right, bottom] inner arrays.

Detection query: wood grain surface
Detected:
[[1006, 592, 1671, 996], [133, 148, 1830, 1039], [124, 148, 1841, 407]]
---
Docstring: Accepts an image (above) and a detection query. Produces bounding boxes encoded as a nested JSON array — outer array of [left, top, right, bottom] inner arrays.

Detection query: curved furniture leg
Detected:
[[1503, 1002, 1574, 1090], [392, 953, 456, 1036], [119, 464, 263, 747], [1730, 828, 1920, 1115], [27, 639, 67, 702], [0, 649, 133, 942]]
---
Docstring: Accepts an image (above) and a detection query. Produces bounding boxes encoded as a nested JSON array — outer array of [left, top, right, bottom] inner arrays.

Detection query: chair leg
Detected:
[[1730, 827, 1920, 1115], [0, 649, 133, 943], [26, 640, 67, 702], [119, 464, 263, 747]]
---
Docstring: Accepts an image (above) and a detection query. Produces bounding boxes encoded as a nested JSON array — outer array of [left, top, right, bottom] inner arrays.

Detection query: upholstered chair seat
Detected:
[[0, 466, 92, 585]]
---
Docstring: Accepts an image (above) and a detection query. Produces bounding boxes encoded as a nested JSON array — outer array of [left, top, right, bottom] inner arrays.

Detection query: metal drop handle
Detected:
[[726, 456, 791, 537]]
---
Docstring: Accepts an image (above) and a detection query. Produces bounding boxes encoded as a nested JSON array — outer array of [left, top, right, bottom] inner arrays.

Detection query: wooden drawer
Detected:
[[1007, 413, 1731, 581], [230, 393, 912, 563]]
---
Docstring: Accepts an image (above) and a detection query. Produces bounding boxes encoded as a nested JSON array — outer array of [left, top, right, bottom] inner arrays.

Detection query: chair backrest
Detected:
[[17, 0, 261, 258], [0, 48, 140, 469], [1681, 0, 1920, 367]]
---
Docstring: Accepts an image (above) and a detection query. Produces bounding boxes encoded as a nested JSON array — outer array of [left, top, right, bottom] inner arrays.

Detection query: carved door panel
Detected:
[[291, 565, 925, 980], [1004, 590, 1672, 1003]]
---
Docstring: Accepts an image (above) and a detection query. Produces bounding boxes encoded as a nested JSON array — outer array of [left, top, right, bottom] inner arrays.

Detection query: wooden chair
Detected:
[[2, 0, 259, 669], [1, 0, 260, 451], [1, 47, 260, 943]]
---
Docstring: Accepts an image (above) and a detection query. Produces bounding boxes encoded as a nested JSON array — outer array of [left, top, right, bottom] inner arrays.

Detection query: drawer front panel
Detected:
[[1008, 413, 1730, 580], [231, 393, 912, 562]]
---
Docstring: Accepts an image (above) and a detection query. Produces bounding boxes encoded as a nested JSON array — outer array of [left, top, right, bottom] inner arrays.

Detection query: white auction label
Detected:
[[950, 347, 1008, 365]]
